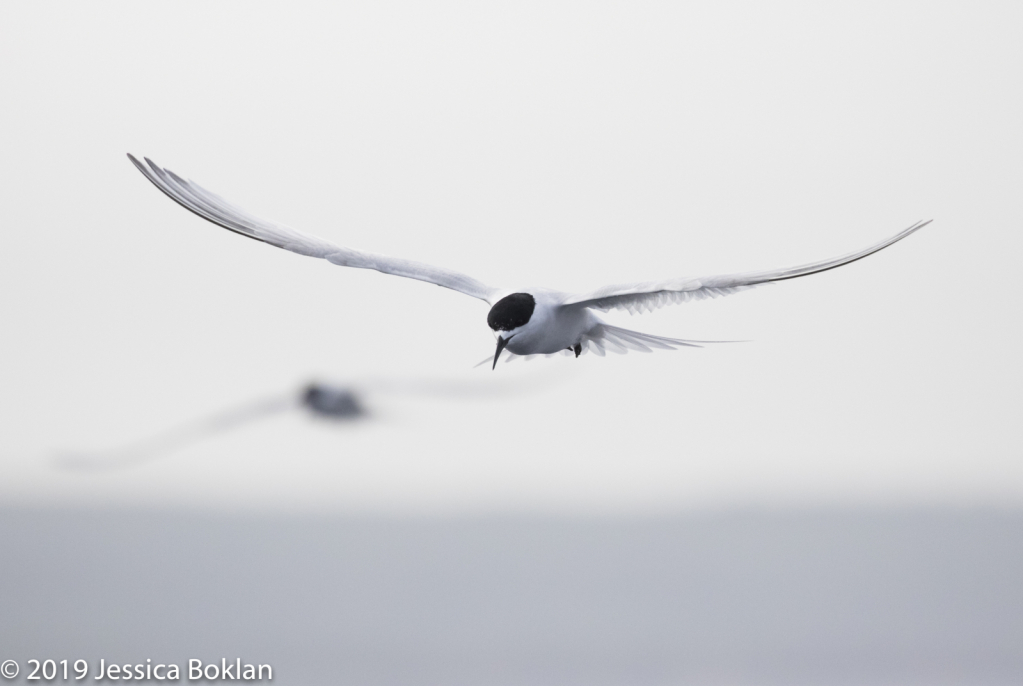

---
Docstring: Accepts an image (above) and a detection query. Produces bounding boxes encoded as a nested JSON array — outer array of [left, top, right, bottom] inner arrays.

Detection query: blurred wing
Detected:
[[52, 394, 296, 471], [562, 221, 930, 314], [128, 155, 501, 303]]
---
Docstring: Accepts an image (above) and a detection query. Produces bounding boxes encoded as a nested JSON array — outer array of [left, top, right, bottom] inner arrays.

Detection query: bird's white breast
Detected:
[[504, 290, 598, 356]]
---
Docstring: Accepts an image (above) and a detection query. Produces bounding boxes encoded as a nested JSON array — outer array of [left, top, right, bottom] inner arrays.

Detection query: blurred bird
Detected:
[[129, 155, 930, 369], [53, 376, 549, 471]]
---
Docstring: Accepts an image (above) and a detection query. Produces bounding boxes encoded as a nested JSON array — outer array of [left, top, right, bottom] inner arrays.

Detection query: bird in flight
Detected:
[[53, 372, 562, 470], [128, 155, 929, 369]]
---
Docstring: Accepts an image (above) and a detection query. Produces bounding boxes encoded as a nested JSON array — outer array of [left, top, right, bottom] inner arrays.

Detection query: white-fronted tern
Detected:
[[53, 373, 562, 471], [129, 155, 929, 369]]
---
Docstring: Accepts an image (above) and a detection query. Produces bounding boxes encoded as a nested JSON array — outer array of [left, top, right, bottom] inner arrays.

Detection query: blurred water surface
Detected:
[[1, 507, 1020, 685]]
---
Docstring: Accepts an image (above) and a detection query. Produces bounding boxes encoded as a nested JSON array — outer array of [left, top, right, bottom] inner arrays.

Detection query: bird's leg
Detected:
[[573, 343, 582, 358]]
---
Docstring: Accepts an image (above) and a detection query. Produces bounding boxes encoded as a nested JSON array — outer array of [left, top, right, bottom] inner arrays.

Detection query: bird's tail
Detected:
[[473, 324, 742, 366], [581, 323, 742, 357]]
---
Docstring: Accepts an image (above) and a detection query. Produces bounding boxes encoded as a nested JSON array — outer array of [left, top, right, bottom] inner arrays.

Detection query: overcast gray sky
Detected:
[[1, 1, 1020, 514]]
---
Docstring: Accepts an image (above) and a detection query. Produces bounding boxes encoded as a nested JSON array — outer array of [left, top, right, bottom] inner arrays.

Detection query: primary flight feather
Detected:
[[128, 154, 929, 369]]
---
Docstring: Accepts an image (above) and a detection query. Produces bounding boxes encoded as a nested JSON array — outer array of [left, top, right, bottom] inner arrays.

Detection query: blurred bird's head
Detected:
[[301, 384, 366, 419]]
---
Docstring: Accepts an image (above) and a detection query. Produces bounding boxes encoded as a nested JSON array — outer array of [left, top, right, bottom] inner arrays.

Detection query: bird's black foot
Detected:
[[573, 343, 582, 358]]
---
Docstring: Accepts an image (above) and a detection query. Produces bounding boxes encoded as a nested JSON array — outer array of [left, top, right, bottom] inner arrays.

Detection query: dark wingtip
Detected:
[[126, 153, 146, 171]]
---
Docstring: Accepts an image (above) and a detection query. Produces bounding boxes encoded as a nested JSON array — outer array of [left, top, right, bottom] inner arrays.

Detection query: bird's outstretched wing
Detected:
[[561, 221, 930, 315], [128, 155, 501, 303]]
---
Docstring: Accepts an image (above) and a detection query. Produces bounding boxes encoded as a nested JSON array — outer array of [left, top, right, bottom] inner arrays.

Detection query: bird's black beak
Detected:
[[492, 335, 511, 370]]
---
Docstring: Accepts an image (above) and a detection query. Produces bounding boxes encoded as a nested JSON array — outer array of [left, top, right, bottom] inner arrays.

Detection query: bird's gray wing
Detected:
[[561, 221, 930, 314], [128, 155, 501, 304]]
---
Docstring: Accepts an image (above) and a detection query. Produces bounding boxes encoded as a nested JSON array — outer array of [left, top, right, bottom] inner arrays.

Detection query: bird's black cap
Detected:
[[487, 293, 535, 331]]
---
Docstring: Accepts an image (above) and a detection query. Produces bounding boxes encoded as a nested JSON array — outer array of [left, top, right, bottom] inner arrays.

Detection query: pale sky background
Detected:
[[1, 1, 1020, 514]]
